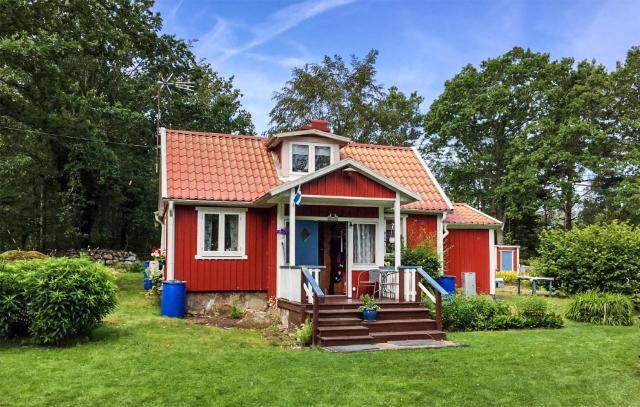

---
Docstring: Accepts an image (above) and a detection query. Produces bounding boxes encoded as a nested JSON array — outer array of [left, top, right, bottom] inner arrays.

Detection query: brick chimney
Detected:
[[301, 119, 330, 133]]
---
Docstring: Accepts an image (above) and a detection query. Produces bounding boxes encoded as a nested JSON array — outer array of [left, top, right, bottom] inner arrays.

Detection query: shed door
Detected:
[[500, 250, 513, 271]]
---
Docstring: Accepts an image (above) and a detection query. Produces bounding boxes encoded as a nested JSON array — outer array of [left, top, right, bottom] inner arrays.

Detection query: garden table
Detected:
[[516, 276, 555, 296]]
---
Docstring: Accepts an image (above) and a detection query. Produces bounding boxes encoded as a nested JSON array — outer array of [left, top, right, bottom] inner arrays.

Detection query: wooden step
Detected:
[[317, 325, 370, 338], [319, 335, 373, 347], [311, 301, 426, 311], [318, 317, 361, 326], [363, 318, 437, 332], [370, 330, 446, 342]]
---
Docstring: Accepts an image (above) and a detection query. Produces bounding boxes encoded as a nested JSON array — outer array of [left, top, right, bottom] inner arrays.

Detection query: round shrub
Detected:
[[2, 257, 119, 344], [402, 239, 441, 279], [536, 222, 640, 295], [566, 291, 634, 326], [0, 250, 48, 261]]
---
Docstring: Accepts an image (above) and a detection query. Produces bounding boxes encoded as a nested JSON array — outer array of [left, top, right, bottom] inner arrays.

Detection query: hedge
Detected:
[[0, 257, 118, 344], [536, 222, 640, 295]]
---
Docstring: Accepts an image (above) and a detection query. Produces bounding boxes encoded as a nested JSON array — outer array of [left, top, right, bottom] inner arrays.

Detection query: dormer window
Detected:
[[291, 143, 334, 174]]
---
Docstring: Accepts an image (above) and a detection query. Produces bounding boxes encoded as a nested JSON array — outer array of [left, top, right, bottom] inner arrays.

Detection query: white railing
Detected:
[[277, 266, 322, 303], [379, 267, 418, 302], [277, 266, 301, 302]]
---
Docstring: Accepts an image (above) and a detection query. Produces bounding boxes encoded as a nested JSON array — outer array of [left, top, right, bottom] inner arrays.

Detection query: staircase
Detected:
[[306, 298, 446, 347]]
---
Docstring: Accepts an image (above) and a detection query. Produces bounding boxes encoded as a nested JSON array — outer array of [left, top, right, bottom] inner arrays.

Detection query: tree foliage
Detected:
[[0, 0, 253, 253], [269, 49, 424, 146], [423, 46, 640, 256]]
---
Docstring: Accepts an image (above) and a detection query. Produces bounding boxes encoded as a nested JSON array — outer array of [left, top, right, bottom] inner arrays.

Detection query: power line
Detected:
[[0, 125, 156, 149]]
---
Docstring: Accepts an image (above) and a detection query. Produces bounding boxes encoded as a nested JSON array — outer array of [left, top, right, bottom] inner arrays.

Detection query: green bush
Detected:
[[1, 257, 118, 344], [0, 271, 30, 338], [536, 222, 640, 295], [442, 295, 510, 331], [290, 319, 313, 346], [402, 239, 441, 279], [566, 291, 634, 326], [441, 295, 563, 331]]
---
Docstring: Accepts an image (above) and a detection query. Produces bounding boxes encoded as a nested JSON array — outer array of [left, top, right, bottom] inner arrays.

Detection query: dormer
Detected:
[[267, 120, 351, 179]]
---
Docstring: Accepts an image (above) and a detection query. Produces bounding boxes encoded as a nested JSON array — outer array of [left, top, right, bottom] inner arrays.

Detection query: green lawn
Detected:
[[1, 274, 638, 407]]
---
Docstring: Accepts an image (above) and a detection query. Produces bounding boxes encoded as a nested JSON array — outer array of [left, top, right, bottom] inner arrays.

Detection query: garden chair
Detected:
[[357, 269, 380, 298]]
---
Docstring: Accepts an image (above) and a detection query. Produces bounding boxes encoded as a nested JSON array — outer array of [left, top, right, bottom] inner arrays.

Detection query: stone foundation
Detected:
[[186, 291, 269, 314], [49, 248, 138, 265]]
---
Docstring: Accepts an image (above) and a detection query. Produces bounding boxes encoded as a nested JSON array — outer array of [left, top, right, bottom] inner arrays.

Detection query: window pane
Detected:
[[204, 214, 219, 251], [315, 146, 331, 170], [224, 214, 239, 251], [292, 144, 309, 172], [353, 224, 376, 264]]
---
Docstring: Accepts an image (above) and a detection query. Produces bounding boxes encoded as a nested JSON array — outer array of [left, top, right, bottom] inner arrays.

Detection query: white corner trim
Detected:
[[489, 229, 496, 295], [436, 213, 444, 271], [411, 147, 454, 211], [160, 127, 168, 198], [167, 200, 175, 281], [462, 203, 503, 225]]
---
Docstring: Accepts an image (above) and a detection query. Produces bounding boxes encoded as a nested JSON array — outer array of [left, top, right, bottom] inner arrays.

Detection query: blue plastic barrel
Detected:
[[161, 280, 187, 318], [437, 275, 456, 295], [143, 277, 153, 290]]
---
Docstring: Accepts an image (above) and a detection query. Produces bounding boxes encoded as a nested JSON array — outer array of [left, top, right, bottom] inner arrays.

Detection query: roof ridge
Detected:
[[166, 128, 267, 141], [344, 142, 414, 151]]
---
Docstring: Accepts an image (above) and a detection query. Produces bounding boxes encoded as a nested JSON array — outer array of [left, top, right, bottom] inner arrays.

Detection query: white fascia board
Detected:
[[160, 127, 168, 199], [462, 203, 503, 225], [266, 129, 352, 147]]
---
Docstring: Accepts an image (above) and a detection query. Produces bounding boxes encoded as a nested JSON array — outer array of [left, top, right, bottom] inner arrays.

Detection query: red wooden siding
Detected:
[[173, 205, 277, 295], [285, 205, 378, 218], [406, 214, 438, 248], [445, 229, 491, 294], [300, 170, 395, 198]]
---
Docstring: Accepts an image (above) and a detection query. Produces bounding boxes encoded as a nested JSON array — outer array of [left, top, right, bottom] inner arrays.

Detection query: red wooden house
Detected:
[[157, 120, 502, 346]]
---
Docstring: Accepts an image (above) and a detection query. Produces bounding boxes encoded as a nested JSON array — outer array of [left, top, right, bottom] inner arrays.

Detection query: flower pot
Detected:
[[143, 277, 153, 290], [362, 309, 377, 321]]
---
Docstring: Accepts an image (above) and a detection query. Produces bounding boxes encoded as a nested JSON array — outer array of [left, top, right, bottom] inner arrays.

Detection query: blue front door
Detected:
[[500, 251, 514, 271], [295, 220, 320, 265]]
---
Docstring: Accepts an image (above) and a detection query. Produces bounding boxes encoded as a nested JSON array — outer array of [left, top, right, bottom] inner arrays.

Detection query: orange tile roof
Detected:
[[165, 129, 281, 202], [341, 144, 453, 211], [446, 203, 502, 225], [164, 129, 452, 212]]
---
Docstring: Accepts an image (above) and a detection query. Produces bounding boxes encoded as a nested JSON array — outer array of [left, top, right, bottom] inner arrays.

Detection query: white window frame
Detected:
[[351, 221, 378, 268], [290, 142, 334, 175], [196, 207, 247, 259]]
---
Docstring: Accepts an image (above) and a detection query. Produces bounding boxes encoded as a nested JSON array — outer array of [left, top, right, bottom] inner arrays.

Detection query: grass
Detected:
[[1, 275, 638, 406]]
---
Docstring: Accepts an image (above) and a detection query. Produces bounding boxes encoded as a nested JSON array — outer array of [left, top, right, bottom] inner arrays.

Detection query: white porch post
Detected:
[[276, 201, 285, 266], [436, 213, 444, 274], [377, 207, 385, 266], [289, 189, 296, 266], [394, 192, 401, 268]]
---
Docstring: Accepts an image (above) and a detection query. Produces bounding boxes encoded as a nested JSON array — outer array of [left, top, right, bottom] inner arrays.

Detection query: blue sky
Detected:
[[153, 0, 640, 134]]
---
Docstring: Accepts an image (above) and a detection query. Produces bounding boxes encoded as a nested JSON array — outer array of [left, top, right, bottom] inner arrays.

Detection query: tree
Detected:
[[269, 49, 424, 146], [422, 47, 612, 255], [0, 0, 253, 253]]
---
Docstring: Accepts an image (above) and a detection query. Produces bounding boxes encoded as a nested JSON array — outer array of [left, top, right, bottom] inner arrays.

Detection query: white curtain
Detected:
[[354, 224, 375, 264]]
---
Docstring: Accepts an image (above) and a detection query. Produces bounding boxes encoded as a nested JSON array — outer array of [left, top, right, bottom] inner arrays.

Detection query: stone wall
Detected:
[[50, 248, 138, 265]]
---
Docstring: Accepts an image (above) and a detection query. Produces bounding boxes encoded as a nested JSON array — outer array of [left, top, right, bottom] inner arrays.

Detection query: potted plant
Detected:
[[358, 294, 380, 321]]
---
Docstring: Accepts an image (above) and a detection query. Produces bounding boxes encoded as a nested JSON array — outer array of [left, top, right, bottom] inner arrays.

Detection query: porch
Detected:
[[276, 265, 447, 347]]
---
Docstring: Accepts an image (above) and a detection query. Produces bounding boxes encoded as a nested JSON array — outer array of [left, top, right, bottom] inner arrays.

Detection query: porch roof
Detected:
[[262, 158, 422, 205]]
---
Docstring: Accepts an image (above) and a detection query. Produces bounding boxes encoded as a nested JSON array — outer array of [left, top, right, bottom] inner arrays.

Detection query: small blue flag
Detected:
[[292, 187, 302, 206]]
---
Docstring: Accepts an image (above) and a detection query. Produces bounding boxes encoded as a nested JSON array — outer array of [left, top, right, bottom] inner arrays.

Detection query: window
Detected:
[[314, 146, 331, 170], [291, 144, 309, 173], [290, 143, 333, 174], [353, 223, 376, 265], [197, 207, 247, 259]]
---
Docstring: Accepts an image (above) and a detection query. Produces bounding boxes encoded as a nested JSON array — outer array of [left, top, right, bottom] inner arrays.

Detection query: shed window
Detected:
[[197, 207, 247, 259]]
